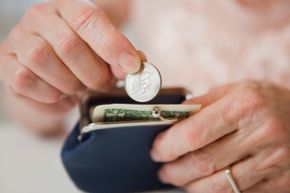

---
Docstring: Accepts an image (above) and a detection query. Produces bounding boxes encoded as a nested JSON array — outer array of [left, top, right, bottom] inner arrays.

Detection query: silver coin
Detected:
[[125, 62, 162, 102]]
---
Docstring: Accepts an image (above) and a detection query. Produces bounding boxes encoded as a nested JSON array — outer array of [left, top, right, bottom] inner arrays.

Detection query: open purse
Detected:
[[61, 88, 194, 193]]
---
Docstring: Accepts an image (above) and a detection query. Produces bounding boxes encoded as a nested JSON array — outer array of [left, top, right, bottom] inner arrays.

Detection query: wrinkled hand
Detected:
[[0, 0, 140, 134], [0, 0, 140, 103], [151, 81, 290, 193]]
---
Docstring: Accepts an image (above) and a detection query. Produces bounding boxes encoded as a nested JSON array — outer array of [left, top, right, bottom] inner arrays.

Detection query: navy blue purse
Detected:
[[61, 88, 188, 193]]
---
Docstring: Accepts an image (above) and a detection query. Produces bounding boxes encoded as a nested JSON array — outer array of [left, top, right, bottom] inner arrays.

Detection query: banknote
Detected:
[[92, 104, 201, 122], [82, 104, 201, 133]]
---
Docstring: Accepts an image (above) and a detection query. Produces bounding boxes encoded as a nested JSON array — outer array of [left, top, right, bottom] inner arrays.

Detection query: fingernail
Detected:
[[119, 52, 141, 73], [137, 50, 147, 62], [158, 169, 168, 184], [150, 149, 162, 162]]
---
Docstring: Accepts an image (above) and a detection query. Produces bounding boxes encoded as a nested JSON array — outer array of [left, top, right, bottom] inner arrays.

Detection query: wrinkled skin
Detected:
[[151, 80, 290, 193], [0, 0, 139, 136]]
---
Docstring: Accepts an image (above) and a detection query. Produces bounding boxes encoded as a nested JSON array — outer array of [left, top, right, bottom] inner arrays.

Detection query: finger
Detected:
[[111, 50, 147, 79], [5, 88, 79, 117], [158, 126, 257, 186], [8, 25, 85, 95], [54, 0, 141, 73], [183, 83, 234, 107], [185, 147, 288, 193], [151, 91, 245, 162], [243, 180, 272, 193], [0, 54, 62, 103], [5, 89, 79, 137], [20, 4, 114, 91], [111, 65, 125, 80], [185, 154, 270, 193], [244, 171, 290, 193]]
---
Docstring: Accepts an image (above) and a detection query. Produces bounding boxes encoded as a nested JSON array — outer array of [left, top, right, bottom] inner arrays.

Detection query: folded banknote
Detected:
[[82, 104, 201, 133]]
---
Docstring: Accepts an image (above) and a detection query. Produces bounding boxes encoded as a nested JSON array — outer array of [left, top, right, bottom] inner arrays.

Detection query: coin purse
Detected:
[[61, 88, 189, 193]]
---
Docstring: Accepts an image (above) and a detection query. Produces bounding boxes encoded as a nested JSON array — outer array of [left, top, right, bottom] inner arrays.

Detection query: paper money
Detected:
[[92, 104, 201, 123], [81, 104, 201, 133], [102, 108, 191, 122]]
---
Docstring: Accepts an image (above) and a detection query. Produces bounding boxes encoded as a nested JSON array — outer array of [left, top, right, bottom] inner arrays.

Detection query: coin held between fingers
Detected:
[[125, 62, 162, 102], [119, 53, 141, 73]]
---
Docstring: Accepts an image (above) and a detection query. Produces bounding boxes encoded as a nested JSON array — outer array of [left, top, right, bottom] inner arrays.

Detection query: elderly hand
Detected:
[[151, 80, 290, 193], [0, 0, 139, 135], [0, 0, 140, 103]]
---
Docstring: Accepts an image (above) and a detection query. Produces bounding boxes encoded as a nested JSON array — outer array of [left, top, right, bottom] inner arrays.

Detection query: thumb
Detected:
[[110, 50, 147, 80]]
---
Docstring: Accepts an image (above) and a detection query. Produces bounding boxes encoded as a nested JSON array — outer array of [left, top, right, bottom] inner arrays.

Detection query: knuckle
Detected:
[[274, 148, 290, 165], [86, 70, 111, 91], [240, 84, 267, 112], [25, 3, 46, 18], [8, 25, 22, 41], [72, 5, 102, 32], [262, 117, 287, 142], [26, 41, 50, 64], [259, 147, 290, 171], [21, 3, 51, 26], [190, 151, 216, 176], [57, 33, 80, 54], [97, 29, 119, 57], [13, 68, 35, 93], [269, 148, 290, 166]]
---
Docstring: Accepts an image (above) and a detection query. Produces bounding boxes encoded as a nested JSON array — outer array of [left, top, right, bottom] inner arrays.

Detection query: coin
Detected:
[[125, 62, 162, 102]]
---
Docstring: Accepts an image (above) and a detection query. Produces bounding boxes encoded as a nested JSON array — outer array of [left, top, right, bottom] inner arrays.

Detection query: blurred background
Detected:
[[0, 0, 23, 120]]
